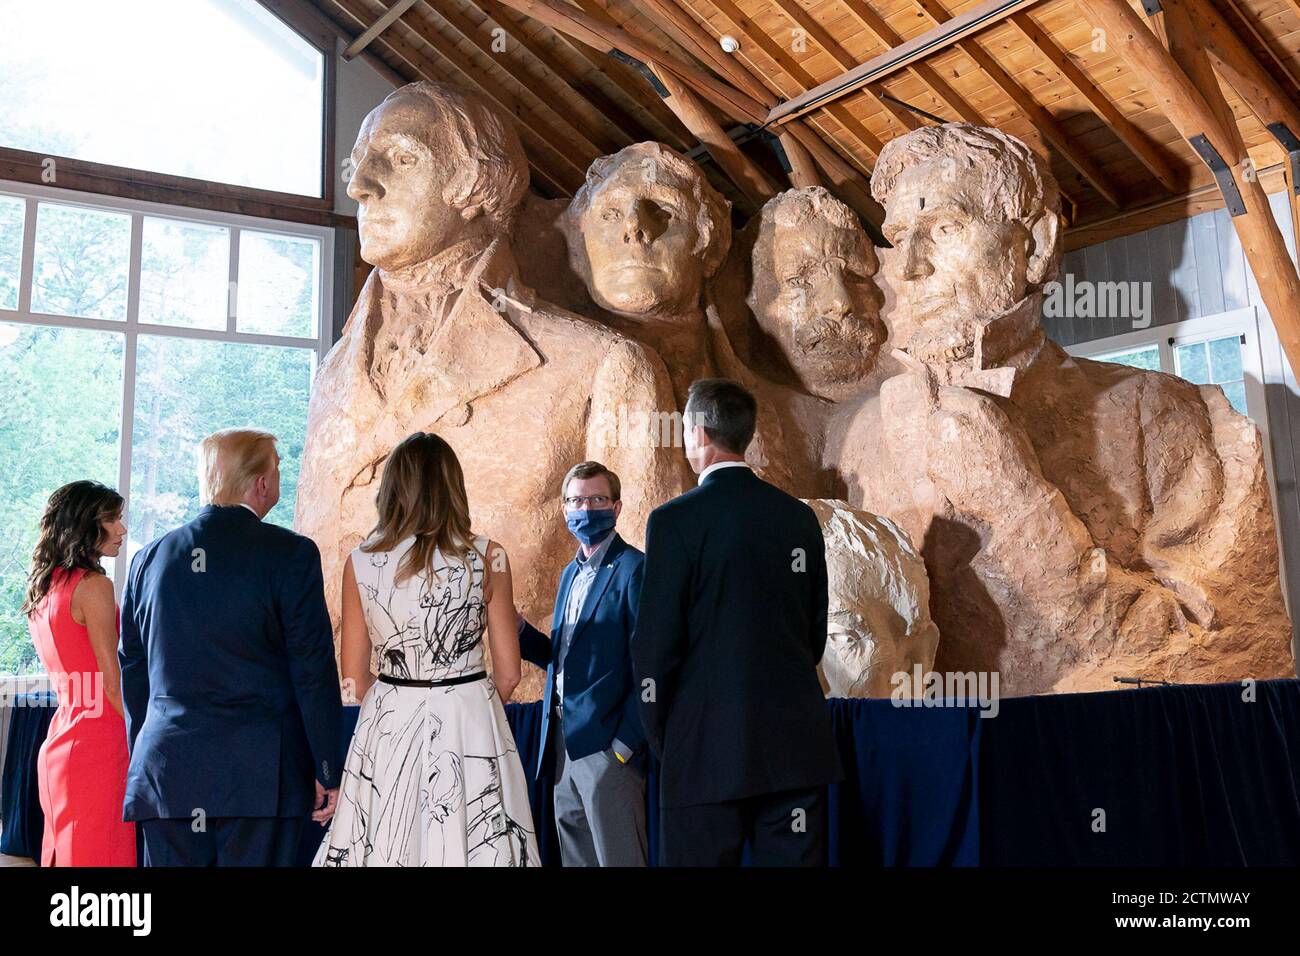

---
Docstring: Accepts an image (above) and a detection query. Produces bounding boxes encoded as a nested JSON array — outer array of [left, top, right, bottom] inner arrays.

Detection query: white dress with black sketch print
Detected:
[[313, 533, 538, 867]]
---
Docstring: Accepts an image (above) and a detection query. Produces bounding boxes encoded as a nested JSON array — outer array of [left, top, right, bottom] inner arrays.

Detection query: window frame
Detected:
[[0, 0, 338, 220], [0, 179, 334, 602]]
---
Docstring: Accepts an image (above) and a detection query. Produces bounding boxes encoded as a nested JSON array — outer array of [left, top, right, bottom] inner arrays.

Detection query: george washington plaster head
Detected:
[[346, 81, 529, 272], [871, 123, 1062, 368], [561, 142, 731, 319], [746, 187, 885, 400]]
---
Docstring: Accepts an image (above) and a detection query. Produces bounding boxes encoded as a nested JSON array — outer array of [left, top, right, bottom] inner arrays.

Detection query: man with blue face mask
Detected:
[[517, 461, 647, 866]]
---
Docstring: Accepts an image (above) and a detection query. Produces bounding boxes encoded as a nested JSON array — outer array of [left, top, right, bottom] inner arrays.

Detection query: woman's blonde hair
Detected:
[[364, 432, 478, 585], [197, 428, 278, 506]]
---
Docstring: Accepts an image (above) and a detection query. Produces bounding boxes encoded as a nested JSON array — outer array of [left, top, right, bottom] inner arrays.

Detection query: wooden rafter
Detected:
[[766, 0, 1046, 125], [701, 0, 885, 155], [839, 0, 988, 125], [910, 0, 1123, 207], [1008, 9, 1180, 192], [647, 62, 779, 205], [493, 0, 768, 124], [415, 0, 613, 157], [1074, 0, 1300, 376], [343, 0, 419, 58], [474, 0, 644, 148], [638, 0, 879, 212], [767, 0, 919, 136], [324, 0, 583, 192]]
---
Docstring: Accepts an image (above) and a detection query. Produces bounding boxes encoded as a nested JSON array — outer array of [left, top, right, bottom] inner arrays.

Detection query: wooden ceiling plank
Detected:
[[839, 0, 989, 124], [492, 0, 768, 124], [909, 0, 1123, 206], [704, 0, 886, 154], [343, 0, 421, 58], [416, 0, 612, 157], [767, 0, 1049, 125], [326, 0, 585, 191], [1007, 9, 1179, 191], [767, 0, 918, 134], [474, 0, 646, 147], [639, 0, 776, 105], [1174, 0, 1300, 143], [1075, 0, 1300, 376]]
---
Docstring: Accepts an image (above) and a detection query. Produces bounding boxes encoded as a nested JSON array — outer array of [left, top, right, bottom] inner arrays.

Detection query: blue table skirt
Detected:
[[5, 681, 1298, 866]]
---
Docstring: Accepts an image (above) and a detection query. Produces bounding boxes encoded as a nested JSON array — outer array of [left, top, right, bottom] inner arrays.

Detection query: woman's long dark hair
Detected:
[[364, 433, 477, 586], [22, 480, 124, 615]]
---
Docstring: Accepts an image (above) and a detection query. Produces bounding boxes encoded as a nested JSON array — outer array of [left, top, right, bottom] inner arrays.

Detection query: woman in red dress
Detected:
[[23, 480, 135, 866]]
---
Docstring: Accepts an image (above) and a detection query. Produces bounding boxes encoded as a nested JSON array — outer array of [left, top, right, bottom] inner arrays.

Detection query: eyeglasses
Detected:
[[563, 495, 612, 507]]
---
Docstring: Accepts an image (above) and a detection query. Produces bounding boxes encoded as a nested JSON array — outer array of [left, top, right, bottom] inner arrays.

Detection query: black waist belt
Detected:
[[377, 671, 486, 688]]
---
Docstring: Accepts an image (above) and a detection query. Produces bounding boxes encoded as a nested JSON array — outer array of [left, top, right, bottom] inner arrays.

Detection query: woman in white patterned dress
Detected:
[[313, 431, 538, 866]]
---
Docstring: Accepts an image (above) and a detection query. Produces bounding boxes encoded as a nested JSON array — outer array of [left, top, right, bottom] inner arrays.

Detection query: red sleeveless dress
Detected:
[[27, 567, 136, 866]]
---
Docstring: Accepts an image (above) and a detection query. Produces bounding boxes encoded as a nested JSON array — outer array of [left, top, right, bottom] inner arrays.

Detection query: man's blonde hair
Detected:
[[197, 428, 278, 506]]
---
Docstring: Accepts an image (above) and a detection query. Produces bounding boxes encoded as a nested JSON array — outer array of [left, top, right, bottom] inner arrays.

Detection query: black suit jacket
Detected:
[[119, 505, 343, 821], [632, 465, 841, 808]]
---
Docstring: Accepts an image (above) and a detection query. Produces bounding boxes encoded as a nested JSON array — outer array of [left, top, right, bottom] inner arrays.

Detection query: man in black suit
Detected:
[[632, 378, 841, 866], [119, 428, 342, 866]]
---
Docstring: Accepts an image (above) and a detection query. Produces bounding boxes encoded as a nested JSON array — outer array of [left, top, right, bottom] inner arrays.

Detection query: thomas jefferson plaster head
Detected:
[[746, 187, 885, 399], [347, 81, 529, 272], [562, 142, 731, 318], [871, 124, 1062, 367]]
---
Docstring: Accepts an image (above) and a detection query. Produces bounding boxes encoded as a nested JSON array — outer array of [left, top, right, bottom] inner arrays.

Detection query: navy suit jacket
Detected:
[[632, 466, 842, 808], [518, 533, 646, 779], [119, 505, 342, 821]]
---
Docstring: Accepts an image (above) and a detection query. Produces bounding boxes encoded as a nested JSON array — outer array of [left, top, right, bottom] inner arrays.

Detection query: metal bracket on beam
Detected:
[[1139, 0, 1162, 16], [608, 50, 669, 98], [1267, 122, 1300, 195], [1189, 134, 1246, 216], [765, 131, 793, 174]]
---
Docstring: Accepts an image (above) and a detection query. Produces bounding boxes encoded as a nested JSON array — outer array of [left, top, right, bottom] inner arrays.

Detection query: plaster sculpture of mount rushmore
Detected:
[[295, 81, 1294, 698]]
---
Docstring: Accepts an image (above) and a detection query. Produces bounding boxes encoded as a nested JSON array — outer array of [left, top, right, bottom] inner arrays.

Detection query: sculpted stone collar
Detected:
[[376, 235, 496, 297], [349, 237, 543, 430]]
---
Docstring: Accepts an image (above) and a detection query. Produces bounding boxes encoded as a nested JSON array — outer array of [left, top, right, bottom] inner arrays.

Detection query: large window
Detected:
[[0, 0, 326, 197], [0, 183, 332, 675]]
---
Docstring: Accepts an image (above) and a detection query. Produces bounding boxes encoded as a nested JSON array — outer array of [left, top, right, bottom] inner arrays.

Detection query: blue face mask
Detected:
[[565, 508, 616, 547]]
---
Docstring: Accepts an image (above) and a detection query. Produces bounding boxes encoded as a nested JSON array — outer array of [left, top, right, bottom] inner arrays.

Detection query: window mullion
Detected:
[[228, 227, 240, 335], [17, 197, 36, 314]]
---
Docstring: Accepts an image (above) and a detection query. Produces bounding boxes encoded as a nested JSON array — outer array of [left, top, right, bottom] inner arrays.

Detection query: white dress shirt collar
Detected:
[[697, 459, 751, 486]]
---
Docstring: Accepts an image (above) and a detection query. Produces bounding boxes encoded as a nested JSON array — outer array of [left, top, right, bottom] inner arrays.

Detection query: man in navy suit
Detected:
[[633, 379, 841, 866], [518, 461, 647, 866], [119, 428, 342, 866]]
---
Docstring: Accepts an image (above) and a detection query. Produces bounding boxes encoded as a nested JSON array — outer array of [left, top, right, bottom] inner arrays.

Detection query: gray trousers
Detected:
[[553, 716, 647, 867]]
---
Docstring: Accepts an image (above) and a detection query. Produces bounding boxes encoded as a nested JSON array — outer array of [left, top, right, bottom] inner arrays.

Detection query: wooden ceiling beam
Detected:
[[492, 0, 768, 124], [778, 129, 823, 188], [638, 0, 775, 106], [1173, 0, 1300, 145], [325, 0, 583, 192], [343, 0, 420, 58], [910, 0, 1123, 207], [648, 62, 780, 205], [839, 0, 988, 125], [641, 0, 878, 207], [1008, 9, 1180, 192], [703, 0, 885, 155], [767, 0, 1047, 125], [415, 0, 613, 158], [474, 0, 646, 148], [767, 0, 917, 136], [1074, 0, 1300, 377]]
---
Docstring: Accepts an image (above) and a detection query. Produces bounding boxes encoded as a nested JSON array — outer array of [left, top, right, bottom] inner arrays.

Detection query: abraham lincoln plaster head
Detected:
[[562, 142, 731, 318], [746, 187, 885, 400], [871, 124, 1062, 367], [347, 81, 529, 272]]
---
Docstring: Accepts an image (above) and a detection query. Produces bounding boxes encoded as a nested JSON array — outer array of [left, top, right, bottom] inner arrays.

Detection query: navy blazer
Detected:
[[632, 466, 841, 808], [118, 505, 343, 821], [518, 532, 646, 779]]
